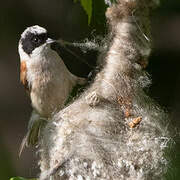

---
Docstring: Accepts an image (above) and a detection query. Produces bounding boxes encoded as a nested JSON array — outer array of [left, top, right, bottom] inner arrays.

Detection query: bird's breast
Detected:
[[27, 66, 73, 117]]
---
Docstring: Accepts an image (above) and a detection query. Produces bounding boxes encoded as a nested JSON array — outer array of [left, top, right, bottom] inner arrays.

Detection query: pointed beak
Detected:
[[46, 38, 55, 44]]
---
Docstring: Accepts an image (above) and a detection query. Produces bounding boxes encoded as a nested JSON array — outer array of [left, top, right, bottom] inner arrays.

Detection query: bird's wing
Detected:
[[50, 40, 98, 78], [20, 61, 30, 93]]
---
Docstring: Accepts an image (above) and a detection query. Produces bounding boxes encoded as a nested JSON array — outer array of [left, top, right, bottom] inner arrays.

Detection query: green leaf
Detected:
[[81, 0, 92, 24], [74, 0, 92, 25], [10, 177, 26, 180], [10, 177, 38, 180]]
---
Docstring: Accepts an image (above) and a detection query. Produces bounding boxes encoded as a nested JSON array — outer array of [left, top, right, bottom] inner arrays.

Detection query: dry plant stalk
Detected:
[[38, 0, 171, 179]]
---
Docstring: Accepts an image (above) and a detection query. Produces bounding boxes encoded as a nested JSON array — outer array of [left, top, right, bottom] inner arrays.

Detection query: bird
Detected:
[[18, 25, 90, 155]]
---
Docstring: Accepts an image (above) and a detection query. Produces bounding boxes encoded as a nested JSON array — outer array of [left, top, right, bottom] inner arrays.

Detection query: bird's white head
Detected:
[[18, 25, 55, 61]]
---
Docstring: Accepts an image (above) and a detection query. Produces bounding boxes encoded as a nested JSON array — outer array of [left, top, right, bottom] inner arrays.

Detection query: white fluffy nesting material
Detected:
[[38, 0, 172, 179]]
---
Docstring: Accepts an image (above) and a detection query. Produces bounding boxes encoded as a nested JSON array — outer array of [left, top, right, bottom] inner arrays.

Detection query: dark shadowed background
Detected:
[[0, 0, 179, 179]]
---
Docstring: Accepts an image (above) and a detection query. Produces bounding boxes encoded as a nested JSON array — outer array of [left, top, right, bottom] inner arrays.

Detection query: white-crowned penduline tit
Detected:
[[18, 25, 87, 155]]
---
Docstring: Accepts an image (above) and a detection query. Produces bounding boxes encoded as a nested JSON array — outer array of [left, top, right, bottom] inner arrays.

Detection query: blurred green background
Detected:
[[0, 0, 179, 179]]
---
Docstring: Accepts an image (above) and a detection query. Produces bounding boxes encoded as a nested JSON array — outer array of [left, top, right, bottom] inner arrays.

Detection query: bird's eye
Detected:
[[32, 37, 40, 43]]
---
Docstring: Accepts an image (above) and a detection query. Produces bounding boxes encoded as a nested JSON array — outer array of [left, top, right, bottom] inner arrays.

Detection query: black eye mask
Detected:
[[21, 32, 48, 55]]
